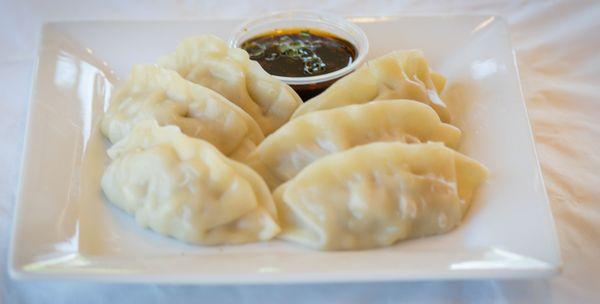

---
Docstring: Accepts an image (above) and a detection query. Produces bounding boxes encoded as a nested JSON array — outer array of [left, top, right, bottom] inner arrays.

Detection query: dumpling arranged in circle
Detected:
[[245, 100, 461, 190], [292, 50, 450, 122], [100, 65, 264, 160], [101, 120, 280, 245], [274, 142, 488, 251], [158, 35, 303, 135]]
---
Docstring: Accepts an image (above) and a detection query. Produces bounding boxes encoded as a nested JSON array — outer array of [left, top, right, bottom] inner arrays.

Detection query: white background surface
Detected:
[[1, 0, 599, 303]]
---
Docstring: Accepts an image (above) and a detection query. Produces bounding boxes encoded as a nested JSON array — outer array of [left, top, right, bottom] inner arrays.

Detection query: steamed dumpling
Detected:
[[158, 35, 303, 135], [274, 142, 488, 250], [292, 50, 450, 122], [101, 120, 280, 245], [245, 100, 461, 190], [100, 65, 264, 160]]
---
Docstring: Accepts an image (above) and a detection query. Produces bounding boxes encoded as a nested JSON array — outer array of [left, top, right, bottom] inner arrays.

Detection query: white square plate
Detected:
[[10, 16, 561, 284]]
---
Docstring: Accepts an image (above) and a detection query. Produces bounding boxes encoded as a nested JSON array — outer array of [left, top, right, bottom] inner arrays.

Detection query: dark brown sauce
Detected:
[[241, 29, 357, 100]]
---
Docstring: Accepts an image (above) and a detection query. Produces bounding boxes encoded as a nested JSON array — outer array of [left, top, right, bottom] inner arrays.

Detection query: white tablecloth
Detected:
[[2, 0, 599, 303]]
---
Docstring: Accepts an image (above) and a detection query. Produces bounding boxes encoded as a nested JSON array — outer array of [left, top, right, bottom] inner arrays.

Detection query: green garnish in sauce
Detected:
[[241, 29, 357, 77]]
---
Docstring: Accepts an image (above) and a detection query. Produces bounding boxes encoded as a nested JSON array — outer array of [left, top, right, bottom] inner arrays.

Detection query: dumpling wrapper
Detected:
[[100, 65, 264, 160], [101, 120, 280, 245], [292, 50, 450, 122], [245, 100, 461, 190], [274, 142, 488, 251], [158, 35, 303, 135]]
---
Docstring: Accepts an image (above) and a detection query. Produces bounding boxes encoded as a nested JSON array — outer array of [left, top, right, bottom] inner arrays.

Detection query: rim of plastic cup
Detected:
[[229, 10, 369, 85]]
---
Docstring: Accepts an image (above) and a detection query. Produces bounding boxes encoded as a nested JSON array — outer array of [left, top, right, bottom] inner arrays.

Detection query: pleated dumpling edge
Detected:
[[291, 49, 450, 123], [274, 142, 488, 251], [245, 99, 461, 191], [102, 120, 280, 245], [100, 64, 264, 160], [157, 35, 303, 135]]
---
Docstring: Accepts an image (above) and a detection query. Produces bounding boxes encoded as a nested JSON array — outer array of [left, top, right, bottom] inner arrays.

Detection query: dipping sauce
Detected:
[[241, 29, 357, 100]]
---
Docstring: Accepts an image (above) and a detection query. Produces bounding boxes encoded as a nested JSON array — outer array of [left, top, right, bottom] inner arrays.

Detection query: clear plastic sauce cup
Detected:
[[229, 10, 369, 101]]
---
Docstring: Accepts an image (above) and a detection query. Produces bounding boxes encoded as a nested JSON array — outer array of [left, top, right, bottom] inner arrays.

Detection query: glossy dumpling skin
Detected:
[[100, 65, 264, 160], [245, 100, 461, 190], [274, 142, 488, 250], [101, 121, 280, 245], [158, 35, 303, 135], [292, 50, 450, 122]]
